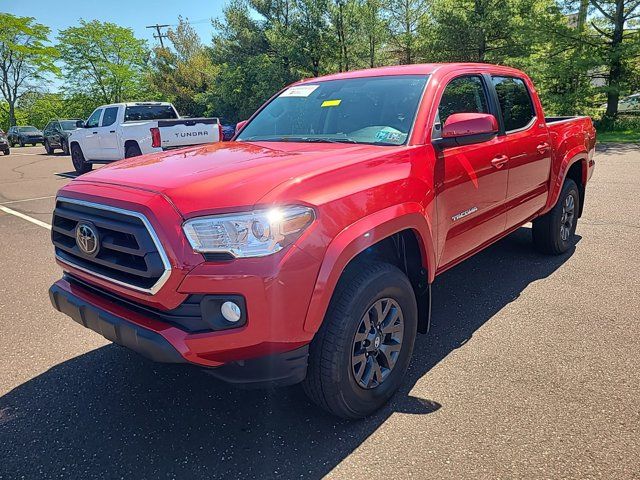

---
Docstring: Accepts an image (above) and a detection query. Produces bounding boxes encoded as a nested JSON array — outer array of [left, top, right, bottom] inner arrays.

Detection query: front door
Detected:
[[82, 108, 103, 159], [433, 74, 509, 269]]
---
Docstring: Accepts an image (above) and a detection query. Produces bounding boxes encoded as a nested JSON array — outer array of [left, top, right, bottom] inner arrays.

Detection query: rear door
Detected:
[[98, 106, 120, 160], [490, 76, 551, 229], [434, 74, 509, 269]]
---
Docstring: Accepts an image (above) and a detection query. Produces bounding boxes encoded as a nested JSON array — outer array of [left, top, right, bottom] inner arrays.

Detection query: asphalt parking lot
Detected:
[[0, 144, 639, 479]]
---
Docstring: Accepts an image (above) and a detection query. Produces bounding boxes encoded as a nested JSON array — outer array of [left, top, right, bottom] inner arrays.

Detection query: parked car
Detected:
[[43, 119, 81, 155], [49, 63, 596, 418], [619, 93, 640, 113], [7, 126, 44, 146], [0, 129, 9, 155], [67, 102, 222, 174]]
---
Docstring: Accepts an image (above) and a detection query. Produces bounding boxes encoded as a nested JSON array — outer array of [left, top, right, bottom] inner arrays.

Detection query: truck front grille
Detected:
[[52, 198, 170, 294]]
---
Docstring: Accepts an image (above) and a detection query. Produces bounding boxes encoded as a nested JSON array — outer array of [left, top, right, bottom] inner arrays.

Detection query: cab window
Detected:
[[433, 75, 489, 138], [85, 109, 102, 128], [492, 76, 536, 132]]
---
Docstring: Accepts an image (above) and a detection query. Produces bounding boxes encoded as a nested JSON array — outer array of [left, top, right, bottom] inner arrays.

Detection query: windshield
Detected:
[[60, 120, 79, 130], [18, 126, 39, 132], [124, 105, 177, 122], [237, 75, 429, 146]]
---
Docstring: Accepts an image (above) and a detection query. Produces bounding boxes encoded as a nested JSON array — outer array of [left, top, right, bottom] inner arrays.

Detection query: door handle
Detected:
[[92, 131, 98, 134], [537, 142, 550, 154], [109, 130, 115, 133], [491, 155, 509, 169]]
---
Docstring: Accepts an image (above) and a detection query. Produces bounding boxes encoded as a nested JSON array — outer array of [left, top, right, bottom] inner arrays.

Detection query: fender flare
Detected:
[[543, 147, 588, 214], [303, 202, 436, 334]]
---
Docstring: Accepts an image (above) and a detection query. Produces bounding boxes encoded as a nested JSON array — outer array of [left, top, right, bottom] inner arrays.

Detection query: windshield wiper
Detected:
[[241, 135, 360, 144]]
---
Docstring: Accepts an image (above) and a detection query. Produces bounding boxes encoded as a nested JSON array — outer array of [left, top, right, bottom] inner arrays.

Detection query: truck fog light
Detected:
[[221, 301, 242, 323]]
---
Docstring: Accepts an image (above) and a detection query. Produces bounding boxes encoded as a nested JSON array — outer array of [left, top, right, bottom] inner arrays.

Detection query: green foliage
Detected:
[[0, 13, 59, 126], [3, 1, 638, 131], [148, 18, 218, 117], [57, 20, 153, 104]]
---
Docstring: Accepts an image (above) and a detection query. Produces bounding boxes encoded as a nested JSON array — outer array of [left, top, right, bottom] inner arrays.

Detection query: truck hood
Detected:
[[72, 141, 402, 217]]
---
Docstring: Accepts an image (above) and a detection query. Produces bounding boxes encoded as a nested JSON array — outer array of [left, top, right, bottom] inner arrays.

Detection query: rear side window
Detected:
[[492, 76, 535, 132], [101, 107, 119, 127], [438, 75, 489, 125], [124, 105, 177, 122]]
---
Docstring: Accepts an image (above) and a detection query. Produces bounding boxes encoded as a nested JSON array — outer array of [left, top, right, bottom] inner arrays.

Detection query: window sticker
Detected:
[[375, 127, 404, 143], [280, 85, 319, 98], [321, 99, 342, 107]]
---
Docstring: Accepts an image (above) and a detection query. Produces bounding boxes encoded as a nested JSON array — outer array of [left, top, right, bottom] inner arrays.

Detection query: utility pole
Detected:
[[146, 24, 170, 48]]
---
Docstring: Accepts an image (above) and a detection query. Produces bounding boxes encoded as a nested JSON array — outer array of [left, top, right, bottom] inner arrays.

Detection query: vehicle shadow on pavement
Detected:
[[0, 227, 578, 480]]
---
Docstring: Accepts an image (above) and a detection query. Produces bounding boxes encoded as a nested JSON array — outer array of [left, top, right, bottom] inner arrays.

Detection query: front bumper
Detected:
[[49, 279, 310, 387]]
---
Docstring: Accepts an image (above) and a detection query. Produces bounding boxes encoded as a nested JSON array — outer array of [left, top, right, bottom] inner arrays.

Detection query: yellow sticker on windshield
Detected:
[[321, 99, 342, 107]]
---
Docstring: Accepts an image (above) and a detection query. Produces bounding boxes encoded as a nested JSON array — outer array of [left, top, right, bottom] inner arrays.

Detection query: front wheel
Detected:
[[71, 144, 92, 174], [44, 140, 53, 154], [303, 262, 417, 419], [2, 148, 9, 155], [19, 139, 24, 147], [62, 140, 70, 155], [532, 178, 579, 255]]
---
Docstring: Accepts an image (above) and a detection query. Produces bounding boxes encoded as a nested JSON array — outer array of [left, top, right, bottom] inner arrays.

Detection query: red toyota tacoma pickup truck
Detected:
[[49, 63, 596, 418]]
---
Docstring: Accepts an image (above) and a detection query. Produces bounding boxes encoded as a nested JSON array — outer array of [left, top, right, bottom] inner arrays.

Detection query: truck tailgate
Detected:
[[156, 118, 221, 149]]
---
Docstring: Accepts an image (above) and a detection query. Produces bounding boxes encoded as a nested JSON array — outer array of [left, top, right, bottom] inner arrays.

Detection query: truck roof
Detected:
[[296, 63, 527, 84], [99, 102, 174, 108]]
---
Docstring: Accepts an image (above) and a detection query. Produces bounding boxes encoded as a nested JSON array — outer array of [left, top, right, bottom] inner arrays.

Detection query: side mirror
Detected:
[[235, 120, 248, 133], [76, 120, 85, 128], [438, 113, 498, 148]]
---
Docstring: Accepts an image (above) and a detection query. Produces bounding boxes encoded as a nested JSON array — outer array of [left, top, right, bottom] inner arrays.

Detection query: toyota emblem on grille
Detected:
[[76, 222, 99, 256]]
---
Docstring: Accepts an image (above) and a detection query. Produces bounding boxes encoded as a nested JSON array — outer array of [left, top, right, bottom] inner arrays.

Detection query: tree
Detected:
[[57, 20, 152, 104], [360, 0, 389, 67], [148, 18, 218, 116], [0, 14, 58, 127], [384, 0, 429, 64], [587, 0, 640, 119]]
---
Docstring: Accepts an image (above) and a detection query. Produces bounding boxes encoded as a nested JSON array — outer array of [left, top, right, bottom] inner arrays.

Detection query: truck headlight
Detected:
[[183, 206, 315, 258]]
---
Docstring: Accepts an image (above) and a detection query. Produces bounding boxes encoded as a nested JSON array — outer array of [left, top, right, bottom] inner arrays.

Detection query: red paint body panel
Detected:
[[51, 63, 596, 369]]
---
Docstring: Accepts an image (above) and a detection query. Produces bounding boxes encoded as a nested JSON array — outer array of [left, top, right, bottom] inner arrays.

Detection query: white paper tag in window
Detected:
[[280, 85, 319, 98]]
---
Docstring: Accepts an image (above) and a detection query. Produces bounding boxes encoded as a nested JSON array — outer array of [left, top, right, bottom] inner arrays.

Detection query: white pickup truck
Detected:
[[68, 102, 222, 174]]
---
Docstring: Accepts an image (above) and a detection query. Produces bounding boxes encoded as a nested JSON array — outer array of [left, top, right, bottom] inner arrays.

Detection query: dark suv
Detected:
[[0, 129, 9, 155], [43, 119, 81, 154], [7, 126, 44, 147]]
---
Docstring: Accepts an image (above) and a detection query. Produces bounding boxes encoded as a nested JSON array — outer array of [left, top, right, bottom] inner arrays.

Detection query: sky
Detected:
[[2, 0, 230, 47]]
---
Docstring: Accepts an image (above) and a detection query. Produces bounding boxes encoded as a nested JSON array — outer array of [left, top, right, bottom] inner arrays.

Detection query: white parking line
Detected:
[[0, 205, 52, 230], [0, 195, 56, 205]]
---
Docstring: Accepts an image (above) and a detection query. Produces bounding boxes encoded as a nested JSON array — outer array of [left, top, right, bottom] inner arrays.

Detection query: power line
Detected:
[[145, 24, 170, 48]]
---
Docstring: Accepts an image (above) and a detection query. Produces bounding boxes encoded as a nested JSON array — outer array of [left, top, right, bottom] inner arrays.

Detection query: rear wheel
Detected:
[[71, 144, 92, 174], [125, 143, 142, 158], [532, 178, 579, 255], [303, 262, 417, 419]]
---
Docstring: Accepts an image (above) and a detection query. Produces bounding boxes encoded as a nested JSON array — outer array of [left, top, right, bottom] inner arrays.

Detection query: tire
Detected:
[[19, 139, 24, 147], [125, 143, 142, 158], [44, 140, 53, 154], [303, 261, 418, 419], [2, 148, 9, 155], [532, 178, 579, 255], [71, 144, 92, 174], [62, 140, 70, 155], [31, 143, 36, 146]]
